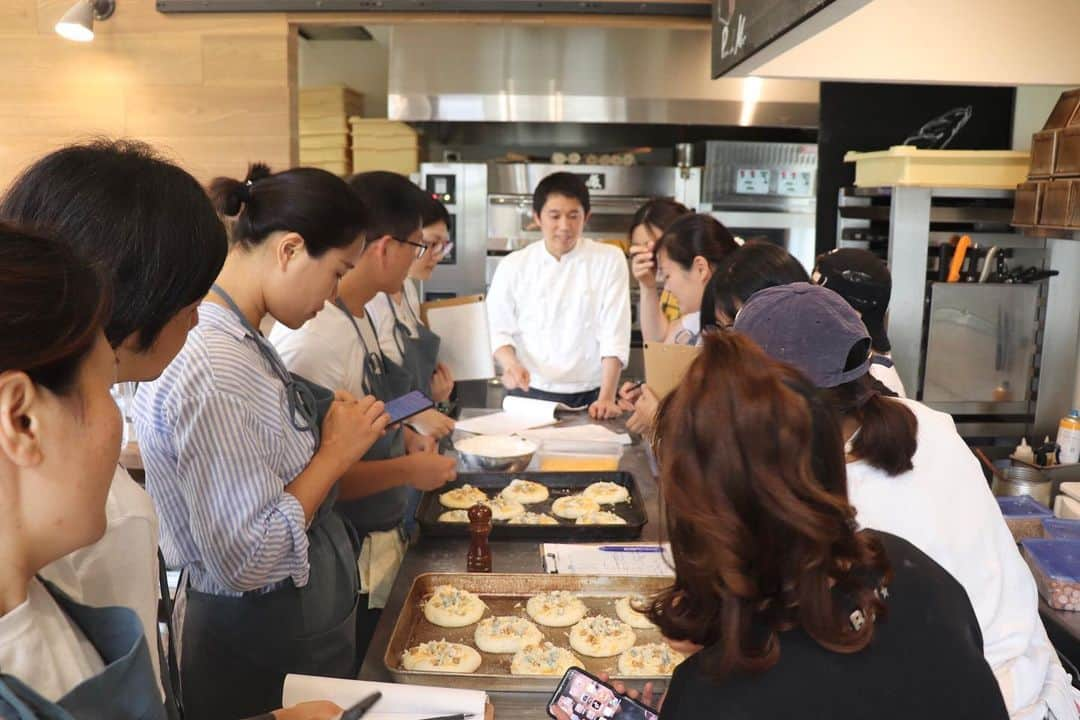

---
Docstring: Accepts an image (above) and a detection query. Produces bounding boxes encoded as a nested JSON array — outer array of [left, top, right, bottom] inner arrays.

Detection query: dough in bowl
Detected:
[[474, 616, 544, 654], [510, 642, 582, 676], [551, 495, 601, 520], [500, 478, 550, 505], [526, 590, 588, 627], [582, 481, 630, 505], [423, 585, 486, 628], [454, 434, 538, 458], [617, 643, 685, 676], [401, 640, 482, 673], [568, 616, 637, 657], [615, 596, 656, 629], [439, 484, 489, 509]]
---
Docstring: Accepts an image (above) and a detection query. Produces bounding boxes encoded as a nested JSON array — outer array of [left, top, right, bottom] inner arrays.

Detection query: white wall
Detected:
[[297, 28, 391, 117], [1012, 86, 1074, 150]]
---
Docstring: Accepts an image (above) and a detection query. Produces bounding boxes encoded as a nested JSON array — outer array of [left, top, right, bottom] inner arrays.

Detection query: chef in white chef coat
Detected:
[[486, 172, 631, 420]]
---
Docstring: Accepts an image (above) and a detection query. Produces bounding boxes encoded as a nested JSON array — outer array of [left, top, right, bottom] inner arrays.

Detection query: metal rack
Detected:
[[837, 185, 1080, 441]]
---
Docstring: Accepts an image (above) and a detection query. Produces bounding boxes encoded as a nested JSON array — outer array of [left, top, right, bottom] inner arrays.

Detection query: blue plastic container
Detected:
[[1042, 518, 1080, 541], [998, 496, 1053, 541], [1021, 539, 1080, 610]]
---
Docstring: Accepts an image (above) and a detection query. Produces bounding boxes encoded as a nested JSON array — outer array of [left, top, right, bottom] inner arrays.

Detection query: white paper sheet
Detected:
[[282, 674, 487, 720], [540, 543, 675, 577], [426, 301, 495, 382], [518, 424, 632, 446], [455, 396, 570, 435]]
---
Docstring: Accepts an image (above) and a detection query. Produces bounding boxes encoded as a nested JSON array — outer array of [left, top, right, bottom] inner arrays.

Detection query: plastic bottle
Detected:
[[1060, 410, 1080, 465], [1014, 437, 1035, 464]]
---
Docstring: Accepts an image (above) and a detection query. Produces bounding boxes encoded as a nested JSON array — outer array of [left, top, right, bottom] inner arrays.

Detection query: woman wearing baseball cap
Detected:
[[813, 248, 906, 397], [734, 283, 1075, 720]]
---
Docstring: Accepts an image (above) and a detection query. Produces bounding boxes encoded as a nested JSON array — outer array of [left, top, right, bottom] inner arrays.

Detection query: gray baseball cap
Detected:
[[733, 282, 872, 388]]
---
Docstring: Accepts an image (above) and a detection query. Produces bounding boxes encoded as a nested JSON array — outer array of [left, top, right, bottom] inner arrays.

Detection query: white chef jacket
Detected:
[[487, 238, 631, 394], [847, 398, 1075, 720]]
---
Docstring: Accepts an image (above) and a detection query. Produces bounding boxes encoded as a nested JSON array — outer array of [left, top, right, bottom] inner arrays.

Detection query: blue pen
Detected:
[[598, 545, 664, 553]]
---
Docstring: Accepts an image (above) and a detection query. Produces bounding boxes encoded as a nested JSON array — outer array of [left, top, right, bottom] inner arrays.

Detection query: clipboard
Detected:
[[643, 342, 700, 399], [419, 293, 484, 326]]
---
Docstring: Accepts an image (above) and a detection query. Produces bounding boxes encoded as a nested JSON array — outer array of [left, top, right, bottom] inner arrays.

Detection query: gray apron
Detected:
[[0, 579, 165, 720], [177, 288, 362, 720], [386, 293, 441, 397], [333, 300, 408, 538]]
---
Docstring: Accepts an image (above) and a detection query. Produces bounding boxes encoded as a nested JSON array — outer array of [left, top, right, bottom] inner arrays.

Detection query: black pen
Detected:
[[417, 714, 476, 720], [341, 692, 382, 720]]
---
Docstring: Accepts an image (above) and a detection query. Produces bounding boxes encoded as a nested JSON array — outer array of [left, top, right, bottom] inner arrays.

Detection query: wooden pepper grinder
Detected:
[[467, 503, 493, 573]]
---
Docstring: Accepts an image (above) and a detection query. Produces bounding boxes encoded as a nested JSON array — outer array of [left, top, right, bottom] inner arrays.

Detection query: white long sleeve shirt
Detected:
[[847, 398, 1076, 720], [486, 238, 631, 394]]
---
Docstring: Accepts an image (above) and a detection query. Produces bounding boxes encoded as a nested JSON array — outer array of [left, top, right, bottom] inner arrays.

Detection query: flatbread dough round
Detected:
[[401, 640, 482, 673], [474, 616, 544, 654], [423, 585, 486, 628], [526, 590, 588, 627], [615, 596, 656, 630], [551, 495, 601, 520], [617, 643, 686, 676], [508, 512, 559, 525], [500, 479, 550, 505], [575, 510, 626, 525], [438, 509, 470, 523], [510, 642, 582, 676], [568, 616, 636, 657], [582, 481, 630, 505], [439, 484, 489, 509], [482, 495, 526, 521]]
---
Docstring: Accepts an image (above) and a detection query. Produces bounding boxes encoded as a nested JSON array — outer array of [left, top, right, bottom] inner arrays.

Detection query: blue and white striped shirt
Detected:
[[131, 302, 315, 597]]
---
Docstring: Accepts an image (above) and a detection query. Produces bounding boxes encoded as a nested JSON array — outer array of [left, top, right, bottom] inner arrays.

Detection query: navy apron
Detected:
[[176, 287, 362, 720], [0, 579, 165, 720], [332, 300, 408, 538]]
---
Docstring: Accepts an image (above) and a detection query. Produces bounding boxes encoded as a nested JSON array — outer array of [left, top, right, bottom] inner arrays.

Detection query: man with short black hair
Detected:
[[487, 172, 631, 419]]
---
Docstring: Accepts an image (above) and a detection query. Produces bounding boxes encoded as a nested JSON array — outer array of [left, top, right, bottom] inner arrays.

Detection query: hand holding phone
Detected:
[[384, 390, 435, 425], [548, 667, 659, 720]]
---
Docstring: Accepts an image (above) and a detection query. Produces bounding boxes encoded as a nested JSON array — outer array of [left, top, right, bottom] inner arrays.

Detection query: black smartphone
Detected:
[[384, 390, 435, 425], [547, 667, 659, 720]]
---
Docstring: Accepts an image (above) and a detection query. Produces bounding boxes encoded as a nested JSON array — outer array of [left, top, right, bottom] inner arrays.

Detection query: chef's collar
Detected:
[[541, 236, 584, 262]]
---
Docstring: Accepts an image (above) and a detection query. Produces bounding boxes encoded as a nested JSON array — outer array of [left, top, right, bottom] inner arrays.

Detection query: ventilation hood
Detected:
[[386, 25, 819, 127]]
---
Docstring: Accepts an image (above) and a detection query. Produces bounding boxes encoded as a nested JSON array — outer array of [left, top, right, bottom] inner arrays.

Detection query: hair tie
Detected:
[[236, 179, 254, 205]]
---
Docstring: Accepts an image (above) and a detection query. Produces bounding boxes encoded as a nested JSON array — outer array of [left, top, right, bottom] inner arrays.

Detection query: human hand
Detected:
[[625, 386, 660, 435], [500, 362, 531, 391], [318, 392, 389, 472], [404, 426, 438, 455], [430, 362, 454, 402], [597, 672, 662, 711], [271, 700, 342, 720], [629, 242, 658, 289], [408, 408, 455, 439], [404, 451, 458, 491], [589, 397, 624, 420], [617, 381, 644, 412]]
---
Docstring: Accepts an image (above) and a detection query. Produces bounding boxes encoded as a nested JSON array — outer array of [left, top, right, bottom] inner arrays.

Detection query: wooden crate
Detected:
[[300, 147, 352, 165], [350, 118, 419, 175], [299, 85, 364, 118], [299, 133, 350, 151], [304, 160, 351, 177], [845, 146, 1031, 189]]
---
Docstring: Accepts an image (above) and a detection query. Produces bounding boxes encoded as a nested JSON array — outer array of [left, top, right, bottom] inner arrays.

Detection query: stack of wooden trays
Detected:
[[350, 118, 419, 176], [299, 85, 364, 176], [1014, 88, 1080, 230]]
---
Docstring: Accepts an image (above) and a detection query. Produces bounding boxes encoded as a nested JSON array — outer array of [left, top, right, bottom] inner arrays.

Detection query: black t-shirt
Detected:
[[660, 531, 1008, 720]]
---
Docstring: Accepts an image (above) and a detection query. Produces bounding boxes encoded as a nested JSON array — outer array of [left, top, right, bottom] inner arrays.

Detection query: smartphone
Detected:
[[384, 390, 435, 425], [547, 667, 659, 720]]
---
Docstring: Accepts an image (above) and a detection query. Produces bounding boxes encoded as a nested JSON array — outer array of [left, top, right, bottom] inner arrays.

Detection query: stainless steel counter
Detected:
[[358, 412, 661, 716]]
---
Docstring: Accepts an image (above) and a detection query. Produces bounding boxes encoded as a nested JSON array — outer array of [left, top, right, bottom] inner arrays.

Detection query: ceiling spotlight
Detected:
[[55, 0, 115, 43]]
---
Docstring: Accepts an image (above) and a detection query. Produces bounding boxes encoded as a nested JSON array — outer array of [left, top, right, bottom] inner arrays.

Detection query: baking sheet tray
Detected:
[[417, 471, 646, 540], [384, 572, 675, 693]]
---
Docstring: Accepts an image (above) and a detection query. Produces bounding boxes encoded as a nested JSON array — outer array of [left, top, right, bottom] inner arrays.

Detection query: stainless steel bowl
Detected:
[[993, 465, 1053, 507], [454, 436, 538, 473]]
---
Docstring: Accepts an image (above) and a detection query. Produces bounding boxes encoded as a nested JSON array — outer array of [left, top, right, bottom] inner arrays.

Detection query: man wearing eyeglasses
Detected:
[[487, 172, 631, 419]]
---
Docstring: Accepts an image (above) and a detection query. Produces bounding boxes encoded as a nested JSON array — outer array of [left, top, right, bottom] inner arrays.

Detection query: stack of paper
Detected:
[[283, 675, 487, 720], [518, 424, 632, 446], [541, 543, 675, 577], [456, 396, 584, 436]]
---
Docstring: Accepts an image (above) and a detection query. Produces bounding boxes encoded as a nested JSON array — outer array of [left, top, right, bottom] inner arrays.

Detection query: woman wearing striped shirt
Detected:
[[132, 164, 390, 720]]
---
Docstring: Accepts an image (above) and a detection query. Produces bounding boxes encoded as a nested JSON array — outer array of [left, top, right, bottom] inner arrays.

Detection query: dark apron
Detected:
[[333, 300, 408, 538], [0, 580, 165, 720], [177, 288, 362, 720]]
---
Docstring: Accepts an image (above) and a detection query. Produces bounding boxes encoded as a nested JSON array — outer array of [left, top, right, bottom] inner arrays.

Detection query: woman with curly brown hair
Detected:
[[647, 331, 1007, 719]]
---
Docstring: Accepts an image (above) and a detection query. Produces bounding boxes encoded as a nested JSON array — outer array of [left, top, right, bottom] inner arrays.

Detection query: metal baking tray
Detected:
[[384, 572, 675, 693], [416, 471, 647, 540]]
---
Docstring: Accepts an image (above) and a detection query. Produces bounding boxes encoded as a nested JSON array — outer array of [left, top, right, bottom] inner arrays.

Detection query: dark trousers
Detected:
[[508, 386, 600, 409]]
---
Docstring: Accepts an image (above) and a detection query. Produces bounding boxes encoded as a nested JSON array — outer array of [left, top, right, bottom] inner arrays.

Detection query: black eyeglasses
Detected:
[[392, 236, 428, 259]]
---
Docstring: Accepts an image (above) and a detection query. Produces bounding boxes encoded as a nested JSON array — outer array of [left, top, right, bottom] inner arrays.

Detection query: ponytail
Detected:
[[826, 375, 917, 476]]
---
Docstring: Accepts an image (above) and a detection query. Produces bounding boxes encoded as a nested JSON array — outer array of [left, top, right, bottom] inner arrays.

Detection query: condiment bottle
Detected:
[[1014, 437, 1035, 464], [467, 503, 493, 573], [1059, 410, 1080, 465]]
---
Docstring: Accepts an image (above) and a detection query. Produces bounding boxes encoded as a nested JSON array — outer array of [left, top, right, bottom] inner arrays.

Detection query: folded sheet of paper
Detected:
[[283, 674, 487, 720], [644, 342, 701, 399], [541, 542, 675, 577], [423, 296, 495, 382], [518, 424, 632, 446], [455, 395, 584, 435]]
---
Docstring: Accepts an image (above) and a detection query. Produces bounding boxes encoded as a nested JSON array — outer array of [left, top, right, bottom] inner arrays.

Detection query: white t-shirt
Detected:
[[869, 354, 907, 398], [670, 311, 701, 346], [366, 282, 422, 368], [38, 465, 162, 698], [846, 398, 1075, 720], [487, 238, 631, 394], [0, 578, 105, 702]]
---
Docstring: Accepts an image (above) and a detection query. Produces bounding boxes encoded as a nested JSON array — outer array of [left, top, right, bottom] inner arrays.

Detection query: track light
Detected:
[[55, 0, 115, 43]]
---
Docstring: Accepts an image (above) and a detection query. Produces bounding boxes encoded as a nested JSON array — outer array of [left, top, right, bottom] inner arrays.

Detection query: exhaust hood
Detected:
[[387, 25, 819, 126]]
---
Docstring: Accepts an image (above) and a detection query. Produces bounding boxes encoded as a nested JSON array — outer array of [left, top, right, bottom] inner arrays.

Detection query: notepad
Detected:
[[283, 674, 487, 720], [423, 295, 495, 382], [541, 543, 675, 577], [455, 395, 584, 435]]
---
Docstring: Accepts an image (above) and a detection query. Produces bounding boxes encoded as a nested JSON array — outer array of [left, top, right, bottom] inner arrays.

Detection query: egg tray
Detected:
[[416, 471, 647, 540], [384, 572, 675, 693]]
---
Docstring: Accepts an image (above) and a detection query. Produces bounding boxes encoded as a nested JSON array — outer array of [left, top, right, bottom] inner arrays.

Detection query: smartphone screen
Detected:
[[384, 390, 434, 425], [548, 668, 659, 720]]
